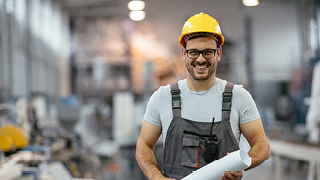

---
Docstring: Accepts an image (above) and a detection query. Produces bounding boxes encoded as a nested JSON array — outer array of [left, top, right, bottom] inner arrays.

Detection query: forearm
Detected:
[[136, 142, 165, 180], [245, 141, 270, 170]]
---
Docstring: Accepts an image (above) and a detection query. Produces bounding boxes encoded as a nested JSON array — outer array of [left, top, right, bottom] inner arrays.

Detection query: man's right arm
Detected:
[[136, 120, 174, 180]]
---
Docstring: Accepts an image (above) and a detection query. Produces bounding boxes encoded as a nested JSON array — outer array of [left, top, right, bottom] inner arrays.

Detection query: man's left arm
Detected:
[[240, 118, 270, 170]]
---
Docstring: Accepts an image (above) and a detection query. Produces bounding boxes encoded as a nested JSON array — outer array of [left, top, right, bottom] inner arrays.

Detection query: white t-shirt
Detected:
[[144, 78, 260, 146]]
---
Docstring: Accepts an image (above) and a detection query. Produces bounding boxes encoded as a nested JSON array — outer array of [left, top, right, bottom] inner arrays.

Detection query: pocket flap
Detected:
[[182, 137, 200, 147]]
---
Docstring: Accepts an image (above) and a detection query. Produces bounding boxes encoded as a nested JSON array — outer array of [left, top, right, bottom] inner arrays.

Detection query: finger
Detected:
[[229, 171, 238, 178], [232, 170, 244, 177], [224, 171, 235, 180], [221, 174, 232, 180], [225, 171, 239, 180], [222, 171, 231, 180], [223, 170, 230, 177], [229, 170, 244, 179], [223, 170, 244, 180], [231, 171, 239, 176]]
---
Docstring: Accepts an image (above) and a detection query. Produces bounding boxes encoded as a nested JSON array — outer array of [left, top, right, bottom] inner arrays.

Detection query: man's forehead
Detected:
[[186, 36, 218, 48]]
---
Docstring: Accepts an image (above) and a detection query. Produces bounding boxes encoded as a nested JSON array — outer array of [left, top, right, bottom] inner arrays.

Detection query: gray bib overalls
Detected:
[[163, 82, 240, 179]]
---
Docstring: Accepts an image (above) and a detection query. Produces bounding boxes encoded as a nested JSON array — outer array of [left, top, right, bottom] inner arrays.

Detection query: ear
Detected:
[[216, 47, 222, 62], [181, 47, 186, 61]]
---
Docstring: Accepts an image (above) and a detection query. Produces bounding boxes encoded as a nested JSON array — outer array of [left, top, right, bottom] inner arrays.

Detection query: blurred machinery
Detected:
[[0, 103, 29, 154], [0, 95, 100, 180]]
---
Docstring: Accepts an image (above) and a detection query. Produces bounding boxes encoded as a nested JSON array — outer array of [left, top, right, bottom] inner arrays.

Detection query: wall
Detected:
[[249, 1, 301, 81], [0, 0, 71, 99]]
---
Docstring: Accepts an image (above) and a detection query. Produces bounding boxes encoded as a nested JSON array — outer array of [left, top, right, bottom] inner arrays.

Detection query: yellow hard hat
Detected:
[[179, 12, 224, 47]]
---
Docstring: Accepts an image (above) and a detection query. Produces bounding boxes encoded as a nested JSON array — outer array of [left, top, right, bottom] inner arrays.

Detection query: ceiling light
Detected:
[[128, 0, 145, 11], [129, 11, 146, 21], [242, 0, 259, 6]]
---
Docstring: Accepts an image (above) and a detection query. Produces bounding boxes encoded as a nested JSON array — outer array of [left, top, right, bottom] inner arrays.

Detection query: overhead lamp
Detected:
[[129, 11, 146, 21], [242, 0, 259, 6], [128, 0, 145, 11]]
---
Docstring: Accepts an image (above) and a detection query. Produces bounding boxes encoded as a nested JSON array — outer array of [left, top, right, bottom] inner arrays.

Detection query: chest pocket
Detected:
[[181, 137, 200, 168]]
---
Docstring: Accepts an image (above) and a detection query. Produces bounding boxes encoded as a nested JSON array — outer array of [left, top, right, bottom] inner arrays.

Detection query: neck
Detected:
[[186, 76, 216, 92]]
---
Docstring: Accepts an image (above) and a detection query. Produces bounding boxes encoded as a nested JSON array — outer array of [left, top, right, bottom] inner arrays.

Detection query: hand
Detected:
[[221, 170, 243, 180]]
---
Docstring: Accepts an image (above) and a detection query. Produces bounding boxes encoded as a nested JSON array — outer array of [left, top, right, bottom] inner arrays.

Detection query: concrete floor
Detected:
[[243, 155, 309, 180]]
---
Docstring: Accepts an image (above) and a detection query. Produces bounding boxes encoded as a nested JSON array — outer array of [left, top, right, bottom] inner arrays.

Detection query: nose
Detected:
[[196, 53, 206, 64]]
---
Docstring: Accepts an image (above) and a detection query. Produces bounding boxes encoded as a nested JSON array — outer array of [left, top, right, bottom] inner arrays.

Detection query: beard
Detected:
[[185, 61, 216, 82]]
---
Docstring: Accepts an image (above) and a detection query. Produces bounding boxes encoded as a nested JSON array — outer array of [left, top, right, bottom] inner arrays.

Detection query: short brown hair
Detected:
[[183, 34, 220, 49]]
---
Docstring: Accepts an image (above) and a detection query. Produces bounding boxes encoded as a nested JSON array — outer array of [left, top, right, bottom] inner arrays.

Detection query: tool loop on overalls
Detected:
[[222, 91, 232, 111], [171, 89, 181, 109]]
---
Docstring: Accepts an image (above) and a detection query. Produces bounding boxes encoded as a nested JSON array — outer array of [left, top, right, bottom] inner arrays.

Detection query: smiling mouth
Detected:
[[194, 65, 209, 70]]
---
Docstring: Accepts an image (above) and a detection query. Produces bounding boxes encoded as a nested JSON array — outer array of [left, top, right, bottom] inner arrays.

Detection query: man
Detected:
[[136, 12, 270, 180]]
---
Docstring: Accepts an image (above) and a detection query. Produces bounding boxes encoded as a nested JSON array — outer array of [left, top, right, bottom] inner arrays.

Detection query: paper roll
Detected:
[[182, 150, 251, 180]]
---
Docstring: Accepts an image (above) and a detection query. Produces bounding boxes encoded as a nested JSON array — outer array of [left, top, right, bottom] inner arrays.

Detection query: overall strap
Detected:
[[222, 82, 234, 122], [170, 82, 182, 119]]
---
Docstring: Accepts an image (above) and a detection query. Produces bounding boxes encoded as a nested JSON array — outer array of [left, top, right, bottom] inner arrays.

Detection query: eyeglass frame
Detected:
[[184, 48, 220, 59]]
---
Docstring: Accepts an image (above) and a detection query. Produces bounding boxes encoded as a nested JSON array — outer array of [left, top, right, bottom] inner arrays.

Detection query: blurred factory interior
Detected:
[[0, 0, 320, 179]]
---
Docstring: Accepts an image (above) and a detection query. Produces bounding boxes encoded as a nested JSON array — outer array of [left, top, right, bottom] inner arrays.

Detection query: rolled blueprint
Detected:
[[182, 150, 251, 180]]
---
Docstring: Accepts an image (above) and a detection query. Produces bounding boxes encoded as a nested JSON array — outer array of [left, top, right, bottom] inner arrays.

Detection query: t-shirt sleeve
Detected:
[[236, 86, 261, 124], [143, 90, 162, 127]]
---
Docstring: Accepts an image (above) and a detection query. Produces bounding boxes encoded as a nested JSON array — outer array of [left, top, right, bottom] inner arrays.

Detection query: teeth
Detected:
[[195, 65, 207, 68]]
